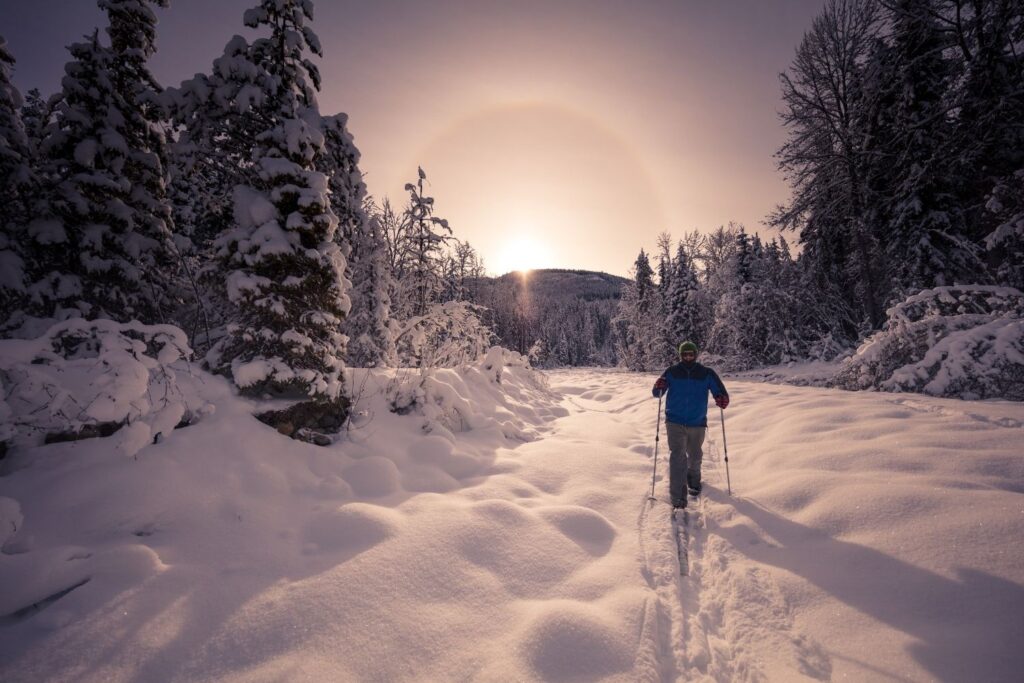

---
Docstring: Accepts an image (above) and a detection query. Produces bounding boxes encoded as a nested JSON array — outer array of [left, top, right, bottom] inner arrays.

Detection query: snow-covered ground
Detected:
[[1, 364, 1022, 682]]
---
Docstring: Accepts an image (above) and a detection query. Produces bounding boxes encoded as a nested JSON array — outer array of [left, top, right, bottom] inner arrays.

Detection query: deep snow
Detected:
[[1, 364, 1022, 682]]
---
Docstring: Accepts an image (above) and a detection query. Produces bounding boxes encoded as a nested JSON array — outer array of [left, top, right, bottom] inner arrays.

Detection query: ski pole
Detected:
[[720, 407, 732, 496], [648, 394, 663, 501]]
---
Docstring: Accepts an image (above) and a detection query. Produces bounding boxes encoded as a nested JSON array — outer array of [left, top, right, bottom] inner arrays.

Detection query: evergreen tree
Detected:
[[19, 88, 51, 154], [27, 0, 178, 325], [210, 0, 351, 412], [707, 231, 754, 367], [613, 249, 657, 370], [0, 37, 32, 232], [164, 12, 299, 345], [317, 114, 394, 367], [344, 209, 396, 368], [664, 242, 702, 350], [656, 231, 672, 298], [612, 278, 639, 369], [735, 227, 753, 283], [0, 36, 32, 325], [402, 167, 452, 318], [651, 232, 676, 364], [165, 34, 261, 254], [320, 112, 365, 255]]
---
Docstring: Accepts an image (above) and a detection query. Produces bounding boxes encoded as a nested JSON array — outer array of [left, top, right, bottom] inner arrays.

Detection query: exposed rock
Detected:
[[43, 421, 125, 445], [255, 397, 350, 446]]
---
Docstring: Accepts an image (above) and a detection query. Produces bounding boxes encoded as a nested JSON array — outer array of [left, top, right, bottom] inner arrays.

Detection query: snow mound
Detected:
[[538, 505, 616, 555], [520, 602, 635, 681], [342, 456, 401, 497], [302, 503, 399, 556], [834, 285, 1024, 400]]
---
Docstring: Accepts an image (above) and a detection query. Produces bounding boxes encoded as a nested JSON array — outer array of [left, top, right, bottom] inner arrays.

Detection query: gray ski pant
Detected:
[[666, 422, 705, 501]]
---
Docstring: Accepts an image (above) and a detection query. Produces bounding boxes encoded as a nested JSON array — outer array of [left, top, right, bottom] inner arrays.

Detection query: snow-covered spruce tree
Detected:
[[164, 27, 285, 347], [0, 37, 32, 233], [317, 114, 394, 367], [706, 229, 758, 367], [208, 0, 352, 436], [664, 242, 702, 351], [650, 232, 677, 366], [19, 88, 52, 154], [403, 167, 452, 318], [0, 36, 33, 327], [344, 207, 397, 368], [773, 234, 851, 360], [319, 112, 365, 253], [28, 0, 179, 326], [613, 249, 657, 370]]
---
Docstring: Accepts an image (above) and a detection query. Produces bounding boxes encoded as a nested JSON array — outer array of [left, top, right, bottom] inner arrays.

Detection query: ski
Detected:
[[671, 506, 689, 576], [687, 494, 702, 539]]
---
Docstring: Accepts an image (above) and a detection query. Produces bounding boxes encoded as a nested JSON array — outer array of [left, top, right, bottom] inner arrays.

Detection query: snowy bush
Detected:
[[833, 286, 1024, 400], [387, 346, 541, 436], [0, 319, 199, 455], [394, 301, 494, 369]]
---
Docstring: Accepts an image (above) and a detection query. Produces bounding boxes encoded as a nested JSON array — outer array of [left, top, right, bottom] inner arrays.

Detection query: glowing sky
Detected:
[[2, 0, 825, 275]]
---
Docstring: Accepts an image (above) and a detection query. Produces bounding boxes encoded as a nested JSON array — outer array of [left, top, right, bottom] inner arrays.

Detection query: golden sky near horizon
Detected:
[[4, 0, 826, 276]]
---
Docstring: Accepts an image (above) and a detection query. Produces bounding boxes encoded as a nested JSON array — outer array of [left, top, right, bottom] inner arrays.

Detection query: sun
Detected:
[[494, 235, 552, 275]]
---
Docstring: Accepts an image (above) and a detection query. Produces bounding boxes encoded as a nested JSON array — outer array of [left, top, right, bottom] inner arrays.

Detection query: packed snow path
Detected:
[[1, 367, 1023, 682]]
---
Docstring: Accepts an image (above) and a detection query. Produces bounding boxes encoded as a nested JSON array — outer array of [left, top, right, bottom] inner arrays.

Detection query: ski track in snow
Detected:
[[1, 366, 1022, 682], [635, 424, 827, 682]]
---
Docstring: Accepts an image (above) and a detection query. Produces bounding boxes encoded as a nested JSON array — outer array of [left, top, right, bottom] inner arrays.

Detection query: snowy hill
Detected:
[[473, 268, 628, 304], [1, 366, 1023, 682]]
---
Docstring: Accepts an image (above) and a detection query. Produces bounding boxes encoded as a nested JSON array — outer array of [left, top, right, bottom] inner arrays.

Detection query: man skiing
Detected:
[[652, 341, 729, 508]]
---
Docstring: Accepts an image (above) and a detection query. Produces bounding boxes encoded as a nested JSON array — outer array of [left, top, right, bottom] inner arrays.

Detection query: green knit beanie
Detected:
[[678, 341, 698, 357]]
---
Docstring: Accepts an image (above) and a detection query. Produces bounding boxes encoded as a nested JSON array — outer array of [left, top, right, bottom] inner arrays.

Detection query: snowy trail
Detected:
[[2, 366, 1023, 682], [546, 370, 1024, 682], [550, 371, 825, 682]]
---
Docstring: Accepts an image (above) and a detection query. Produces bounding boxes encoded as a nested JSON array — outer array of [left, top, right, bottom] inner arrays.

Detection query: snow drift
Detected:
[[2, 360, 1022, 682]]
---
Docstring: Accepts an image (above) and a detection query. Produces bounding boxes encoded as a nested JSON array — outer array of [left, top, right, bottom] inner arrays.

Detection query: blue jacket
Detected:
[[652, 361, 728, 427]]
